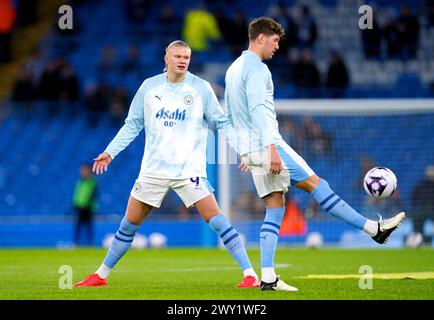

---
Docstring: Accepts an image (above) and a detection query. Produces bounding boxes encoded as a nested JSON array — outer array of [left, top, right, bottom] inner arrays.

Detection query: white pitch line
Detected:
[[298, 271, 434, 280]]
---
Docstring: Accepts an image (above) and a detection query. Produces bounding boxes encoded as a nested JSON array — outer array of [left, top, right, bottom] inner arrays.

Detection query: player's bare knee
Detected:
[[196, 200, 221, 222], [295, 175, 321, 193], [126, 197, 152, 225], [262, 191, 285, 208]]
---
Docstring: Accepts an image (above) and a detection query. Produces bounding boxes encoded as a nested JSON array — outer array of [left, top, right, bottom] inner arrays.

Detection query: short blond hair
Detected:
[[165, 40, 190, 53]]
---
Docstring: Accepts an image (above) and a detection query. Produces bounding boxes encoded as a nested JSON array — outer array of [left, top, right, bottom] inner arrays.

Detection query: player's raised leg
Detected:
[[298, 175, 405, 244], [259, 192, 298, 292], [195, 194, 259, 288], [74, 196, 152, 287], [277, 144, 405, 244]]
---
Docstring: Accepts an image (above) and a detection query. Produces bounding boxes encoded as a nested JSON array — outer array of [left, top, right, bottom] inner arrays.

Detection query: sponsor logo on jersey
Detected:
[[155, 107, 186, 127]]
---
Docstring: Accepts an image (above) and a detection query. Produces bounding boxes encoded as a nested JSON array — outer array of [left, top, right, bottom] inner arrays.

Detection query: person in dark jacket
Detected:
[[326, 51, 349, 98]]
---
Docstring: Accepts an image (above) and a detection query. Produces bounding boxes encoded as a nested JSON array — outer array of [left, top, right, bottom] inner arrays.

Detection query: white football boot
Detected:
[[372, 212, 406, 244]]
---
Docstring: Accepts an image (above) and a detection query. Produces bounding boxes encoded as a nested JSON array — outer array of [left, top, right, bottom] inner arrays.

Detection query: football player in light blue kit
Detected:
[[224, 17, 406, 291], [74, 40, 259, 288]]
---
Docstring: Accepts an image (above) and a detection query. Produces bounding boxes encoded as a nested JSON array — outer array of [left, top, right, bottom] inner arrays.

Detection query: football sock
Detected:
[[260, 207, 284, 281], [208, 214, 254, 273], [243, 267, 257, 278], [100, 216, 140, 272], [312, 179, 370, 230], [95, 263, 111, 279], [363, 220, 379, 237], [261, 267, 278, 283]]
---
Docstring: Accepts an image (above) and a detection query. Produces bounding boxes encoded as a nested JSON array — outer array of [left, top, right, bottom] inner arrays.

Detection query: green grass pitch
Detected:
[[0, 248, 433, 300]]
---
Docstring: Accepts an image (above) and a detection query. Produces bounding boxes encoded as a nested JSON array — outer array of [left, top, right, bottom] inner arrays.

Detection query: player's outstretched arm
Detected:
[[93, 152, 112, 175]]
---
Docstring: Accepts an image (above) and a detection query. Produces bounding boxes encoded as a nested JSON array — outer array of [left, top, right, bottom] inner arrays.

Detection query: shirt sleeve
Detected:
[[104, 84, 145, 160], [223, 85, 233, 124], [245, 67, 274, 148], [203, 83, 239, 154]]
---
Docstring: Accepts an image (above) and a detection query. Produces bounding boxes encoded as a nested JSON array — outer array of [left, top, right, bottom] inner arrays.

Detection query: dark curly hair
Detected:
[[248, 17, 285, 41]]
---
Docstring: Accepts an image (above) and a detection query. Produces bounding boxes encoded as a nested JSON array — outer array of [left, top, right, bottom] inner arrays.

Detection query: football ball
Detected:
[[363, 166, 397, 199]]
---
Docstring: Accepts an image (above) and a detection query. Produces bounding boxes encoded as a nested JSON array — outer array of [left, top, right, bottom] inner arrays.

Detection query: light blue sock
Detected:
[[208, 214, 252, 271], [103, 216, 141, 268], [260, 207, 285, 268], [312, 179, 367, 229]]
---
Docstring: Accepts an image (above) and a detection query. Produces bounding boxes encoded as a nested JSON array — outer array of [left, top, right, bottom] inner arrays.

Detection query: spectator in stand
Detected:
[[11, 66, 36, 115], [292, 49, 320, 97], [268, 2, 298, 57], [182, 3, 221, 52], [121, 44, 142, 75], [59, 63, 80, 101], [109, 87, 129, 127], [125, 0, 151, 24], [396, 5, 420, 61], [278, 49, 297, 86], [325, 50, 349, 98], [213, 9, 232, 47], [295, 5, 317, 49], [15, 0, 38, 26], [182, 3, 221, 72], [25, 49, 45, 88], [225, 10, 248, 57], [98, 45, 119, 78], [12, 66, 36, 102], [158, 4, 181, 38], [357, 156, 376, 190], [279, 117, 304, 152], [38, 59, 61, 101], [361, 10, 382, 60], [383, 12, 403, 59], [300, 116, 333, 158], [426, 0, 434, 28], [84, 83, 110, 127], [0, 0, 16, 63]]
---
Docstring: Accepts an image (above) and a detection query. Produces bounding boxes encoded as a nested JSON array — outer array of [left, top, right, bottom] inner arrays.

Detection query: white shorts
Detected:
[[241, 143, 315, 198], [130, 176, 215, 208]]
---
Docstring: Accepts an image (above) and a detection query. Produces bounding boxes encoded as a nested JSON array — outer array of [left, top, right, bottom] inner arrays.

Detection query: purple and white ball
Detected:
[[363, 167, 397, 199]]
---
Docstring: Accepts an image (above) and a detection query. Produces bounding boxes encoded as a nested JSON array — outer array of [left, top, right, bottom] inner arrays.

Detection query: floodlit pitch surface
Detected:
[[0, 248, 433, 300]]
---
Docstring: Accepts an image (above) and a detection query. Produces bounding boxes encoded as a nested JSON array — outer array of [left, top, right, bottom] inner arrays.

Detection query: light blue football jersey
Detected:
[[225, 50, 284, 155], [105, 72, 237, 179]]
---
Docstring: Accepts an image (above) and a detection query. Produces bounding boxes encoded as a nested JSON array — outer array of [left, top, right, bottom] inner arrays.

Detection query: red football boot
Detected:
[[236, 275, 260, 288], [73, 274, 107, 287]]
